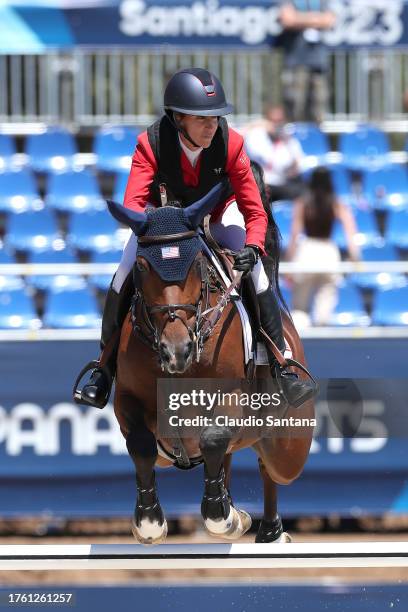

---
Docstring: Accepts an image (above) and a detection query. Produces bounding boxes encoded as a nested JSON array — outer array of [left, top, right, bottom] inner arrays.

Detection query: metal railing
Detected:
[[1, 48, 408, 129]]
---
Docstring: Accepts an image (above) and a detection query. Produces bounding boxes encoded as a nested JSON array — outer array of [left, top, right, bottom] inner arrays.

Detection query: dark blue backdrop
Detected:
[[0, 584, 407, 612], [0, 337, 407, 518], [2, 1, 408, 52]]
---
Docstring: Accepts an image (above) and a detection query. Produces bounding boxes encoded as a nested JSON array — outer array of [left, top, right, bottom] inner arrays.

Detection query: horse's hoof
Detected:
[[131, 518, 168, 546], [204, 506, 252, 540], [280, 532, 292, 543]]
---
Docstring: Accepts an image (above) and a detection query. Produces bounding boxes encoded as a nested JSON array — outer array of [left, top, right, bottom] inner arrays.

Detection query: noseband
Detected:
[[131, 229, 216, 369]]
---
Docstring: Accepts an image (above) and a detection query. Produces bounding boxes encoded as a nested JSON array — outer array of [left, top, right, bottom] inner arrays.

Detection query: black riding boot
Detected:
[[257, 286, 318, 409], [79, 276, 132, 409]]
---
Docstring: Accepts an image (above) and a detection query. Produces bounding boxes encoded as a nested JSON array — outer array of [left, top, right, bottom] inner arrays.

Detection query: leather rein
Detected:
[[131, 229, 239, 370]]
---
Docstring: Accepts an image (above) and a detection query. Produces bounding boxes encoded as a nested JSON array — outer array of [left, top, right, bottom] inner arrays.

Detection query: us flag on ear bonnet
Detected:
[[136, 206, 202, 282]]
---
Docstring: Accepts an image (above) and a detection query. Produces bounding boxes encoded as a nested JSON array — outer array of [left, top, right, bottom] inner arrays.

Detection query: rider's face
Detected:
[[177, 114, 219, 149]]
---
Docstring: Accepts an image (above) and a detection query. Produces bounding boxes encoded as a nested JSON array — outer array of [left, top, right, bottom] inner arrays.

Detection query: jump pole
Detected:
[[0, 542, 407, 570]]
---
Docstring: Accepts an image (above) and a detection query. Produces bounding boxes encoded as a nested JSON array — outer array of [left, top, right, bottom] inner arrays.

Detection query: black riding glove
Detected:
[[233, 245, 260, 275]]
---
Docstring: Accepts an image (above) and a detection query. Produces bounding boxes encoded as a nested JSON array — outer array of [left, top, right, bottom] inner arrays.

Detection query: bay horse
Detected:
[[106, 180, 315, 545]]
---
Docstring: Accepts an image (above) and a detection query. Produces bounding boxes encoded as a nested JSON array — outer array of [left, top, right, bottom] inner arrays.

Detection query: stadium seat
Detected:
[[94, 126, 138, 173], [5, 209, 63, 254], [330, 165, 353, 203], [25, 128, 78, 173], [0, 170, 42, 214], [26, 248, 83, 292], [339, 125, 390, 171], [327, 282, 370, 326], [0, 289, 41, 329], [45, 170, 105, 213], [271, 200, 292, 252], [89, 249, 122, 291], [0, 135, 17, 171], [385, 209, 408, 250], [332, 208, 380, 250], [363, 165, 408, 211], [113, 172, 129, 203], [371, 285, 408, 326], [349, 244, 405, 291], [43, 287, 101, 328], [293, 123, 330, 167], [0, 248, 24, 291], [67, 210, 121, 253]]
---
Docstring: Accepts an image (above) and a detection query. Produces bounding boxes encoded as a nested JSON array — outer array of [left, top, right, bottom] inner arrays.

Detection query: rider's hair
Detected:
[[305, 166, 336, 238]]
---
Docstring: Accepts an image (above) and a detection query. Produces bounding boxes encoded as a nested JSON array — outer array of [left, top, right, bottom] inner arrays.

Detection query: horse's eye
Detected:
[[136, 261, 147, 272]]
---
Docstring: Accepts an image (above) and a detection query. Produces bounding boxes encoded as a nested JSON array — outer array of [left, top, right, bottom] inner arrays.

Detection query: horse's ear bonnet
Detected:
[[106, 182, 227, 282], [136, 206, 201, 282], [106, 200, 148, 235]]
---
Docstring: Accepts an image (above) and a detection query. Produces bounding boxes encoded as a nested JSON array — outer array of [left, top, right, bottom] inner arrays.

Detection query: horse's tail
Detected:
[[250, 160, 291, 318]]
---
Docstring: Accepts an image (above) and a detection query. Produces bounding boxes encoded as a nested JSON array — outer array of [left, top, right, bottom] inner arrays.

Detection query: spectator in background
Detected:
[[277, 1, 336, 124], [286, 167, 360, 327], [245, 104, 306, 203]]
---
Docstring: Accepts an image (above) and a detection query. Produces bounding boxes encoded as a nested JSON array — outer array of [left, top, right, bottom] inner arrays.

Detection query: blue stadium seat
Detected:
[[26, 128, 78, 173], [45, 170, 105, 213], [43, 287, 101, 328], [0, 170, 42, 214], [339, 125, 390, 171], [26, 248, 83, 292], [67, 210, 121, 253], [113, 172, 129, 203], [0, 248, 24, 291], [385, 209, 408, 250], [363, 165, 408, 211], [0, 289, 41, 329], [371, 286, 408, 326], [293, 123, 330, 166], [349, 244, 405, 291], [271, 201, 292, 252], [332, 208, 380, 250], [5, 209, 62, 254], [327, 282, 370, 326], [330, 165, 353, 203], [94, 126, 138, 173], [0, 135, 17, 171], [89, 249, 122, 291]]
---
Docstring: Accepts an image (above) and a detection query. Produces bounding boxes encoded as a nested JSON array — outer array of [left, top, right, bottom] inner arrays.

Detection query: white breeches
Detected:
[[112, 201, 269, 295]]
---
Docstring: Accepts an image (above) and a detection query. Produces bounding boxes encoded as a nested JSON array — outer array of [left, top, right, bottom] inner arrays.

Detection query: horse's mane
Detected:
[[250, 160, 291, 317]]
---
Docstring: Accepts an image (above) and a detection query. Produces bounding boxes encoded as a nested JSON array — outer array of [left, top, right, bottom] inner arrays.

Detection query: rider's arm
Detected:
[[226, 129, 269, 255], [123, 132, 158, 213]]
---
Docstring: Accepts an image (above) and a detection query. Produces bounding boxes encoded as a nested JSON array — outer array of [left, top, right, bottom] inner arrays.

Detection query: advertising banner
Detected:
[[0, 338, 407, 517], [0, 1, 407, 53]]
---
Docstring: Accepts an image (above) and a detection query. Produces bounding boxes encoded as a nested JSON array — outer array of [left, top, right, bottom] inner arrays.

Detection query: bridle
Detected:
[[131, 228, 233, 370]]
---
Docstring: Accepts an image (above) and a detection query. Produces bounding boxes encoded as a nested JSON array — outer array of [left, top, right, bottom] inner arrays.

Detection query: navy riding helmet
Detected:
[[164, 68, 234, 117]]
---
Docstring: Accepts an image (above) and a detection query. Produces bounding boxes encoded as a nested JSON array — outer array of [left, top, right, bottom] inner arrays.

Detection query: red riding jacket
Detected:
[[123, 125, 268, 254]]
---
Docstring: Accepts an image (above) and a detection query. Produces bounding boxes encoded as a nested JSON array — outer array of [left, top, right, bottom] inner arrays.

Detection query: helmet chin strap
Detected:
[[166, 110, 217, 149]]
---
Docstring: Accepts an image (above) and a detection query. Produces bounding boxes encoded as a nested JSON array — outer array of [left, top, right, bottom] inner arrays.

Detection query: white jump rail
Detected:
[[0, 542, 407, 570]]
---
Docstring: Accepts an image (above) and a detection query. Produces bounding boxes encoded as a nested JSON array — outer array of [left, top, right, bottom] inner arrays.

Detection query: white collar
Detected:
[[178, 134, 203, 168]]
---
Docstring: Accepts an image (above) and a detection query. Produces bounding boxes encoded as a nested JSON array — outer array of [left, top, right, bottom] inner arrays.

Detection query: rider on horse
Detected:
[[75, 68, 317, 409]]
